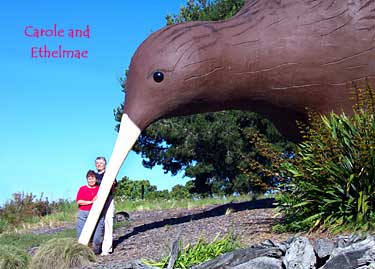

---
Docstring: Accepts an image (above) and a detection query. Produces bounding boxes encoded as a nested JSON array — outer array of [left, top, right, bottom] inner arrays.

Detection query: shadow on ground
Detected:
[[113, 198, 275, 248]]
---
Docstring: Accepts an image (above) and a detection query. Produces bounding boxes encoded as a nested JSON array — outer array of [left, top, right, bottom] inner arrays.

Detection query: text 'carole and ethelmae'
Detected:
[[24, 24, 90, 59]]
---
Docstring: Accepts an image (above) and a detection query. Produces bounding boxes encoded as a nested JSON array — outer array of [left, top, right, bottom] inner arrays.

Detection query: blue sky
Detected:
[[0, 1, 189, 205]]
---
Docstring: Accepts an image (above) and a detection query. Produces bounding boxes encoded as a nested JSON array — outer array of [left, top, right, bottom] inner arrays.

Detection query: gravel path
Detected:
[[83, 198, 294, 269]]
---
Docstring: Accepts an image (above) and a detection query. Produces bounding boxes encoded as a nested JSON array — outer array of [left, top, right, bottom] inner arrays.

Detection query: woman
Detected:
[[76, 170, 104, 254]]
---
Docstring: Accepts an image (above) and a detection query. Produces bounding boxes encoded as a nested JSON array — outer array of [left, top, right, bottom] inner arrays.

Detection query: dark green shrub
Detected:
[[169, 184, 192, 199], [276, 84, 375, 232], [0, 244, 30, 269]]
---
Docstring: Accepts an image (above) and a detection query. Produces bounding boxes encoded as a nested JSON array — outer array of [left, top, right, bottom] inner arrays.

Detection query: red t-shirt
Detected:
[[76, 185, 99, 211]]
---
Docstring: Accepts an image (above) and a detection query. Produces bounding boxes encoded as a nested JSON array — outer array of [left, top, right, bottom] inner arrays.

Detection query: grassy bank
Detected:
[[1, 194, 257, 234], [0, 229, 76, 252], [115, 195, 257, 212], [0, 194, 259, 269]]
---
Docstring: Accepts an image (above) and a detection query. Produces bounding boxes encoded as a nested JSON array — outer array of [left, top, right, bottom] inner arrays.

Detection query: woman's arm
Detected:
[[76, 199, 93, 206], [76, 195, 97, 206]]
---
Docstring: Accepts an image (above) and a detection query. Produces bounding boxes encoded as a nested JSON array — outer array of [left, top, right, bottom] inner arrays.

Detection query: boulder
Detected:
[[115, 211, 130, 222], [322, 235, 375, 269], [283, 237, 316, 269], [231, 257, 283, 269], [315, 238, 335, 259], [191, 246, 282, 269], [321, 248, 371, 269]]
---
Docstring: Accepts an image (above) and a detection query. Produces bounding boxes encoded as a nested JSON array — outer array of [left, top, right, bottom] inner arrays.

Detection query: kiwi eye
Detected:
[[153, 71, 164, 83]]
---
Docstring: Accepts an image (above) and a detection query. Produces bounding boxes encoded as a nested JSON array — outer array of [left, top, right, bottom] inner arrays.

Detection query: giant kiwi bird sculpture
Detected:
[[79, 0, 375, 244]]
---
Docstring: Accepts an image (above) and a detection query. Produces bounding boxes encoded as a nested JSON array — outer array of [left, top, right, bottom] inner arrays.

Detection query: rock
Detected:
[[321, 248, 371, 269], [191, 246, 283, 269], [131, 260, 160, 269], [322, 236, 375, 269], [115, 211, 130, 222], [360, 262, 375, 269], [27, 246, 39, 256], [359, 247, 375, 266], [335, 234, 365, 249], [331, 235, 375, 257], [283, 237, 316, 269], [257, 238, 292, 255], [260, 239, 278, 248], [231, 257, 283, 269], [116, 260, 160, 269], [315, 238, 335, 259]]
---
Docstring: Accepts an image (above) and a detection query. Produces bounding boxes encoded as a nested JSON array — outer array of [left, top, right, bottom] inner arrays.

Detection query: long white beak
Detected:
[[78, 114, 141, 245]]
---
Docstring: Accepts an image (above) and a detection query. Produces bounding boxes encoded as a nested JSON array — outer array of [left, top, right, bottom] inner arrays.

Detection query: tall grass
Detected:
[[0, 229, 76, 252], [30, 238, 96, 269], [0, 193, 77, 233], [0, 245, 30, 269], [39, 201, 77, 224], [115, 195, 257, 212]]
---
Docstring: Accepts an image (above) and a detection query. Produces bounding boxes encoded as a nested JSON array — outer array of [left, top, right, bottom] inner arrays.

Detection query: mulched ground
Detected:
[[83, 198, 297, 269]]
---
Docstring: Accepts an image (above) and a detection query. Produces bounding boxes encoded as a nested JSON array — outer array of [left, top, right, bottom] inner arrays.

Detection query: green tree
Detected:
[[165, 0, 245, 25], [170, 184, 192, 199], [116, 176, 158, 200], [114, 0, 292, 196]]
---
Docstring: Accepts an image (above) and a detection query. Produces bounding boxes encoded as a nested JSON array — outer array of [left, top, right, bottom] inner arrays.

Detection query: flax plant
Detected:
[[276, 84, 375, 232], [144, 233, 239, 268]]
